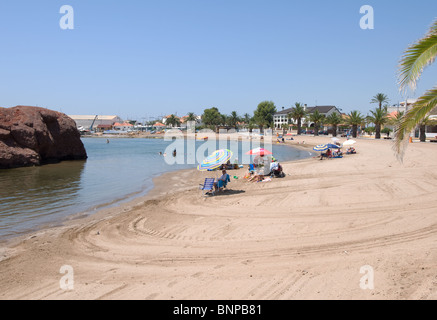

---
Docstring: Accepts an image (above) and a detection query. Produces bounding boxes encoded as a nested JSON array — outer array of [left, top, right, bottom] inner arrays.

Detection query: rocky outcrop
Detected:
[[0, 106, 87, 169]]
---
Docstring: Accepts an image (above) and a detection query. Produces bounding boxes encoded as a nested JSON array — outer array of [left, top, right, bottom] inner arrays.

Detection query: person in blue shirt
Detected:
[[214, 170, 230, 192]]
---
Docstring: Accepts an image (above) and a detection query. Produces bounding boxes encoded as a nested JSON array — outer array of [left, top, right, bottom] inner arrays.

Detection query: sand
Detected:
[[1, 136, 437, 300]]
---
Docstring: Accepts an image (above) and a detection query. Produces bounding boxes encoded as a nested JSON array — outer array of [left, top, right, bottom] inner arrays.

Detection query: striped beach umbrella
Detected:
[[197, 149, 233, 171], [313, 144, 330, 152], [326, 143, 341, 149]]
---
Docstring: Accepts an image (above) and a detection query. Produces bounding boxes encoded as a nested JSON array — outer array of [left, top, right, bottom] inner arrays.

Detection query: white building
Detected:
[[387, 99, 418, 115], [69, 115, 123, 131], [113, 122, 134, 131], [274, 105, 341, 129]]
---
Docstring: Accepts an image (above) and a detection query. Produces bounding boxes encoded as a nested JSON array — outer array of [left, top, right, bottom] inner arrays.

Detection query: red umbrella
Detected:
[[245, 148, 273, 156]]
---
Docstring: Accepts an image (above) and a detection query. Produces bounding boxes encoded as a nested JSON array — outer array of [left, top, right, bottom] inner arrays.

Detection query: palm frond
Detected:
[[393, 86, 437, 160], [398, 21, 437, 91]]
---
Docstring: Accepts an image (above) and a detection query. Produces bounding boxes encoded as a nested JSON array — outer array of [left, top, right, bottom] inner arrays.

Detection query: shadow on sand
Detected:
[[212, 189, 246, 197]]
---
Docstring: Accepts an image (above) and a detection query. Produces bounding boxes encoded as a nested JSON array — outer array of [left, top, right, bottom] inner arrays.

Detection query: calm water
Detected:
[[0, 138, 312, 240]]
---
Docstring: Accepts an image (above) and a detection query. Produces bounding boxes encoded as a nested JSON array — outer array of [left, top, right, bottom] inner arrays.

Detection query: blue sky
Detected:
[[1, 0, 436, 121]]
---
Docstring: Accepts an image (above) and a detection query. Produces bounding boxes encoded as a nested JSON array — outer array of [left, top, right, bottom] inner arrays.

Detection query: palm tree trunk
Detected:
[[352, 125, 358, 138], [314, 124, 319, 136], [332, 125, 338, 137], [420, 125, 427, 142], [375, 124, 381, 139], [297, 119, 302, 135]]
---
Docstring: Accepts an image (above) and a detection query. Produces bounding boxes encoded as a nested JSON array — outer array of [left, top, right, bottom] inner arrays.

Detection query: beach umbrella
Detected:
[[343, 140, 357, 146], [313, 144, 330, 152], [197, 149, 233, 171], [245, 148, 273, 156], [326, 143, 341, 149]]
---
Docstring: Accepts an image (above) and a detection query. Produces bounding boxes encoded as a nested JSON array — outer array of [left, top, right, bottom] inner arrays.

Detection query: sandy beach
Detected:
[[1, 136, 437, 300]]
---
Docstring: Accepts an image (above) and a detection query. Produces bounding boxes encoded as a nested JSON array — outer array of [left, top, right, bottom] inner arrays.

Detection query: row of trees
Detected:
[[179, 90, 434, 141], [164, 113, 198, 128], [278, 95, 392, 139], [197, 92, 400, 137], [201, 102, 276, 132], [284, 105, 386, 139], [197, 99, 394, 138], [201, 108, 251, 129]]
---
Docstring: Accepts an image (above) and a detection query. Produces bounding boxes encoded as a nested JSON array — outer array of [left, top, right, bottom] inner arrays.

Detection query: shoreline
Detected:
[[1, 136, 437, 299], [0, 138, 312, 245]]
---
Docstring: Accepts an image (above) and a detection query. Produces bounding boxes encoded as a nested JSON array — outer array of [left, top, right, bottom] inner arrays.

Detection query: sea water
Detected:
[[0, 137, 312, 240]]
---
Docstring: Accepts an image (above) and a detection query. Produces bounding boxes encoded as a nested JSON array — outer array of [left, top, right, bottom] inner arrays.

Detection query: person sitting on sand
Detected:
[[254, 155, 264, 168], [320, 149, 332, 160], [220, 160, 233, 170], [214, 170, 231, 191], [347, 147, 356, 154], [248, 173, 264, 182], [270, 162, 284, 178]]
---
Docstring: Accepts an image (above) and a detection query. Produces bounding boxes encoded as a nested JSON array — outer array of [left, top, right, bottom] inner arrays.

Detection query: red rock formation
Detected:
[[0, 106, 87, 169]]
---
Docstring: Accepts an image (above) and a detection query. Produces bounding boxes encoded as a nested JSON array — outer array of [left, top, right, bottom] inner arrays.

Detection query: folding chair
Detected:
[[199, 178, 215, 196]]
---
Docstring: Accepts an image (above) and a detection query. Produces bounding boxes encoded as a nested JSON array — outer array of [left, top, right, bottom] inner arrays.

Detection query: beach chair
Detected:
[[199, 178, 215, 196]]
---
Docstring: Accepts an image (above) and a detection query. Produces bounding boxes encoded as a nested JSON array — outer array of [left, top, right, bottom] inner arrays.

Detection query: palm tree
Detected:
[[371, 93, 390, 111], [419, 116, 437, 142], [395, 19, 437, 156], [288, 103, 306, 135], [166, 114, 180, 128], [308, 110, 325, 136], [281, 123, 289, 136], [221, 114, 228, 127], [243, 113, 251, 127], [186, 112, 197, 122], [345, 111, 365, 138], [228, 111, 240, 130], [248, 121, 255, 134], [326, 113, 343, 137], [367, 108, 389, 139]]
